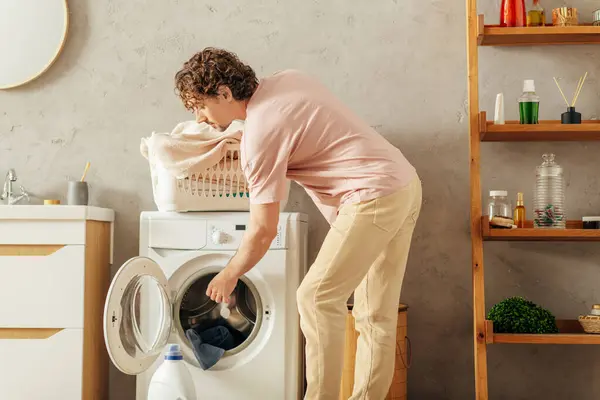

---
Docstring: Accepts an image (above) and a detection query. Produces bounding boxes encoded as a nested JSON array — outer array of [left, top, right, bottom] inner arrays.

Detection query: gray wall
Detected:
[[1, 0, 599, 399]]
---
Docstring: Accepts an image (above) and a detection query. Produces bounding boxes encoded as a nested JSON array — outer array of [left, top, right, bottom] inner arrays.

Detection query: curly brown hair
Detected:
[[175, 48, 259, 110]]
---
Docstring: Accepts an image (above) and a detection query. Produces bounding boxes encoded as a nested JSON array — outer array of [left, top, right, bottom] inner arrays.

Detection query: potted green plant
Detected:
[[488, 296, 559, 334]]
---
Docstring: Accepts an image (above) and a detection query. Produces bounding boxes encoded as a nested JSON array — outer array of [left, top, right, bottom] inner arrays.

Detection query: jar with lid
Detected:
[[590, 304, 600, 316], [534, 153, 565, 229], [488, 190, 513, 228]]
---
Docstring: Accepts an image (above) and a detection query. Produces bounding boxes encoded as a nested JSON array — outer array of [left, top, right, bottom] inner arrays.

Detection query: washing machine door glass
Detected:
[[103, 256, 173, 375]]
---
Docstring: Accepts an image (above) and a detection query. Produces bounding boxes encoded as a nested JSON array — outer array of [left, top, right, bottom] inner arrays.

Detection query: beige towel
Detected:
[[141, 120, 245, 180]]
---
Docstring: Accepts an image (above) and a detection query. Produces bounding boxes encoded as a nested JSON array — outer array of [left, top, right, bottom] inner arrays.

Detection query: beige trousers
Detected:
[[298, 176, 422, 400]]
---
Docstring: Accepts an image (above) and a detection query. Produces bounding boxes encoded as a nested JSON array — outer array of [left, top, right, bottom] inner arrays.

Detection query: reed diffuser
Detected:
[[553, 72, 587, 124]]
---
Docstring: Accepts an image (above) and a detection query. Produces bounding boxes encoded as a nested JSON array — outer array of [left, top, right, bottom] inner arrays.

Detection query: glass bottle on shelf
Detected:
[[519, 80, 539, 124], [513, 192, 526, 228], [534, 153, 565, 229], [500, 0, 527, 27], [527, 0, 546, 27]]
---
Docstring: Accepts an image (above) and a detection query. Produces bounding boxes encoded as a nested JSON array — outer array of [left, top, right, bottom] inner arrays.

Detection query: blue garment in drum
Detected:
[[185, 325, 244, 370]]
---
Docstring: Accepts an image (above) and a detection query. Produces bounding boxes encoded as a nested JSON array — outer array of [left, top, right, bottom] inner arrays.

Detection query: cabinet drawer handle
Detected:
[[0, 245, 65, 256], [0, 328, 64, 339]]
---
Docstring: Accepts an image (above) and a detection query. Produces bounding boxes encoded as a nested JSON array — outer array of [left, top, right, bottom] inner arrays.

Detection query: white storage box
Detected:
[[149, 144, 288, 212]]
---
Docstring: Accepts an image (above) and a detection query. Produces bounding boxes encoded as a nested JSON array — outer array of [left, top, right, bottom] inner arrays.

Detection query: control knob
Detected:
[[212, 230, 227, 244]]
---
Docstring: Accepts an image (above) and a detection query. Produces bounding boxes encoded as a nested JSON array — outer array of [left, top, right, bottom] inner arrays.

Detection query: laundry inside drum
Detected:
[[178, 272, 262, 355]]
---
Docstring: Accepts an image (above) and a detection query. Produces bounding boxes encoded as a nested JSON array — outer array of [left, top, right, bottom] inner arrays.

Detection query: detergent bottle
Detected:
[[148, 344, 197, 400]]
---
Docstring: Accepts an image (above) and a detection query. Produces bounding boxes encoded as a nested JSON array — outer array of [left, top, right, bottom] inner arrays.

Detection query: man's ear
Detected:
[[218, 86, 233, 102]]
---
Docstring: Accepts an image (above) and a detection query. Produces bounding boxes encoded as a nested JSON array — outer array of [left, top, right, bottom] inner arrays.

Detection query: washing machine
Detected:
[[103, 211, 308, 400]]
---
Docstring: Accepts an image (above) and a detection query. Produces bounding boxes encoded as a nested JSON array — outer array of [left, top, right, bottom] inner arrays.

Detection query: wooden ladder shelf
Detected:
[[466, 6, 600, 400]]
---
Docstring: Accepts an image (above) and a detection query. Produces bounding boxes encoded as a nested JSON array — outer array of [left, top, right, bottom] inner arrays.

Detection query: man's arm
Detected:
[[207, 118, 288, 303], [206, 202, 279, 303], [226, 202, 280, 278]]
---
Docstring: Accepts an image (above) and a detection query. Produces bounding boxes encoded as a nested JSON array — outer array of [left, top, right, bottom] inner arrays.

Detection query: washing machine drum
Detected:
[[177, 272, 263, 355]]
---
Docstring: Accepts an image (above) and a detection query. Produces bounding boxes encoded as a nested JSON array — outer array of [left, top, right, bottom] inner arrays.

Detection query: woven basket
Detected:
[[578, 315, 600, 334]]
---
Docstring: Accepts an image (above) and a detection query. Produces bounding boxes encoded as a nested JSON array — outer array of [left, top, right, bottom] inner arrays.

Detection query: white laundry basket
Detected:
[[149, 144, 288, 212]]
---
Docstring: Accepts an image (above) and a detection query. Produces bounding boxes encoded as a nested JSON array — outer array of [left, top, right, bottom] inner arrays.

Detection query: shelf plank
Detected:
[[477, 15, 600, 46], [481, 217, 600, 241], [487, 320, 600, 344], [479, 111, 600, 142]]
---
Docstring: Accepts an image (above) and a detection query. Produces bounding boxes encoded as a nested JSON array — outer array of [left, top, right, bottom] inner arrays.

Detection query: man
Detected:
[[174, 47, 422, 400]]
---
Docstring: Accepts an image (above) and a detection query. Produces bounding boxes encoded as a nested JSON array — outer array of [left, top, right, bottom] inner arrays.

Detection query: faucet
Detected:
[[1, 169, 30, 205]]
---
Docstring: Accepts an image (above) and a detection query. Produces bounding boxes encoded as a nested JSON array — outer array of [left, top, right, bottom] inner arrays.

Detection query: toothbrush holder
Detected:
[[561, 107, 582, 124], [67, 181, 89, 205]]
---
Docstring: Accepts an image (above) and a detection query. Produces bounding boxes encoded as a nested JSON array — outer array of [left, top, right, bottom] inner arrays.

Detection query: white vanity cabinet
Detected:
[[0, 206, 114, 400]]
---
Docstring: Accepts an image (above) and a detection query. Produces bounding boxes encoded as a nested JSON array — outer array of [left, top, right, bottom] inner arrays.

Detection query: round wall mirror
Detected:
[[0, 0, 69, 89]]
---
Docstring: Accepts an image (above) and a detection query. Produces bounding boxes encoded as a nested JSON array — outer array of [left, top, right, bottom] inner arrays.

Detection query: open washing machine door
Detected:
[[103, 256, 173, 375]]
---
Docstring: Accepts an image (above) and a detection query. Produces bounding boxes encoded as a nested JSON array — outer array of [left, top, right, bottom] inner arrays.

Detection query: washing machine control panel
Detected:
[[211, 230, 227, 245], [207, 221, 285, 249]]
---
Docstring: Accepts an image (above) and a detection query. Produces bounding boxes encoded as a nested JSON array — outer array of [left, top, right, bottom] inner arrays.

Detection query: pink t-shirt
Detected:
[[241, 69, 416, 223]]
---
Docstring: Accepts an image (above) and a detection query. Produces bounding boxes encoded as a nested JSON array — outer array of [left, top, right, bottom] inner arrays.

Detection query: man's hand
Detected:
[[206, 268, 238, 303], [206, 202, 280, 303]]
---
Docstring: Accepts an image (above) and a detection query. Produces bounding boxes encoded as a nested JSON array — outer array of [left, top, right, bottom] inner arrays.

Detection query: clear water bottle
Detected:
[[534, 153, 565, 229]]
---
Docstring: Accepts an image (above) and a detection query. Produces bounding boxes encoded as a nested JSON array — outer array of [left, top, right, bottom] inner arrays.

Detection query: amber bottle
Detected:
[[513, 192, 526, 228], [527, 0, 546, 27]]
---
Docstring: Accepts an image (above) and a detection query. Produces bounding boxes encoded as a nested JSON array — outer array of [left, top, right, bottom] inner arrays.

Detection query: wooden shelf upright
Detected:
[[465, 6, 600, 400]]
